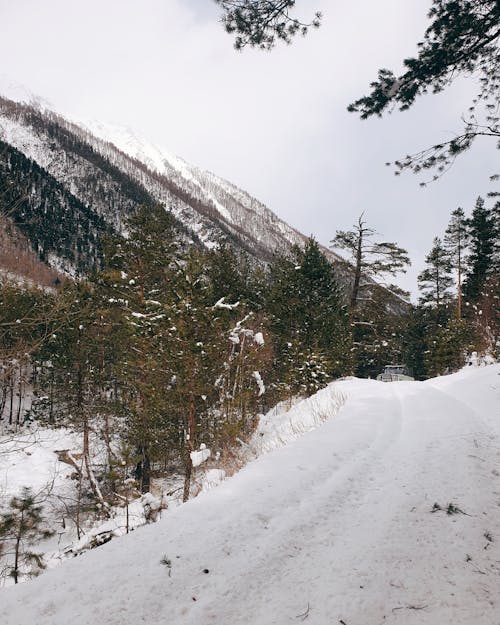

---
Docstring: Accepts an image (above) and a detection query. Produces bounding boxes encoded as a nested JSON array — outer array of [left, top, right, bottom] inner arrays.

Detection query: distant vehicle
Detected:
[[377, 364, 414, 382]]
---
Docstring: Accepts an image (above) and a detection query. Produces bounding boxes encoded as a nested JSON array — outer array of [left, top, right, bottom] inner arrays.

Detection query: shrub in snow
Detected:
[[0, 487, 54, 584], [141, 492, 163, 523]]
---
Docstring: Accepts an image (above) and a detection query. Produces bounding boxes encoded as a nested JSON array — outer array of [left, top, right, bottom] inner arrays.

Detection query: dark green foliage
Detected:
[[464, 197, 497, 300], [444, 207, 469, 317], [348, 0, 500, 177], [352, 286, 411, 379], [403, 306, 431, 380], [424, 317, 471, 377], [95, 207, 271, 497], [206, 244, 262, 309], [418, 237, 453, 308], [401, 304, 471, 380], [265, 239, 350, 394], [331, 214, 410, 311], [349, 1, 500, 118], [409, 197, 500, 378], [0, 487, 54, 583], [0, 283, 61, 425], [215, 0, 321, 50], [0, 141, 109, 274]]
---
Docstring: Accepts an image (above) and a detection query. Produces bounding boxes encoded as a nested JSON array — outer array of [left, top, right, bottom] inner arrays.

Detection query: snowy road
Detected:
[[1, 365, 499, 625]]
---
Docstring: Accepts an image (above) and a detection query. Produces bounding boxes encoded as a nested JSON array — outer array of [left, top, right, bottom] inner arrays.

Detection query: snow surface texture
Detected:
[[1, 365, 499, 625]]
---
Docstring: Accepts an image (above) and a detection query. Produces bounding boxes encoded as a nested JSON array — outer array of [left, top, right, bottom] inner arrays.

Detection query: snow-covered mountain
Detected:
[[0, 82, 351, 282]]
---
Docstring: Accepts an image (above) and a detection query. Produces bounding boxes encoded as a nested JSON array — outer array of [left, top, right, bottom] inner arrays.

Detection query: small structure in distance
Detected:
[[377, 365, 414, 382]]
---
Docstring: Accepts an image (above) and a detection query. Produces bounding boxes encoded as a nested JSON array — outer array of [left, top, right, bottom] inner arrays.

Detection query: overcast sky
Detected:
[[0, 0, 497, 297]]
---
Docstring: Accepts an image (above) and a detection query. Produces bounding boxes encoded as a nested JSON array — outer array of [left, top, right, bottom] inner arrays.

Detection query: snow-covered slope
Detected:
[[2, 364, 499, 625], [0, 75, 52, 111], [0, 84, 347, 277]]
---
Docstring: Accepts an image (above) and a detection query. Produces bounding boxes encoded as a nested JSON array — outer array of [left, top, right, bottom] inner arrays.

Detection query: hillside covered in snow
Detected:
[[0, 85, 351, 281], [1, 364, 499, 625]]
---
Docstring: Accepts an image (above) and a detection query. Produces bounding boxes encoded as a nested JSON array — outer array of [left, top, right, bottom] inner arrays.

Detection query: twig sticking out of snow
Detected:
[[391, 605, 428, 612], [295, 603, 310, 621]]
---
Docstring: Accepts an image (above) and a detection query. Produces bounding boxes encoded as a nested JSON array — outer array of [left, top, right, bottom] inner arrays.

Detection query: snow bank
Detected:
[[1, 365, 499, 625], [250, 382, 346, 455], [190, 443, 211, 468]]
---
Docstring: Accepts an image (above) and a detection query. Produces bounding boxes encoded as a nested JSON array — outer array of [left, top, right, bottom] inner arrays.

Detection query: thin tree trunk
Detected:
[[8, 371, 14, 426], [457, 244, 462, 318], [135, 445, 151, 493], [183, 450, 192, 503], [350, 235, 363, 311], [76, 461, 83, 540], [16, 362, 24, 426], [83, 419, 109, 513], [13, 522, 22, 584], [49, 366, 54, 423], [183, 389, 196, 503], [0, 377, 7, 419]]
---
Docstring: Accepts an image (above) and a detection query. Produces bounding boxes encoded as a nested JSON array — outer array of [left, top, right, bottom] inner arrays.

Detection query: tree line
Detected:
[[409, 196, 499, 377]]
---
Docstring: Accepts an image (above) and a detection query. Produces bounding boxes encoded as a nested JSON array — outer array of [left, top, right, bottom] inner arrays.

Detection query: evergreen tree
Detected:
[[215, 0, 321, 50], [444, 207, 469, 318], [97, 205, 180, 494], [330, 215, 410, 377], [206, 244, 260, 309], [266, 239, 349, 395], [0, 282, 60, 426], [464, 196, 497, 301], [348, 1, 500, 177], [424, 317, 471, 377], [418, 237, 453, 309], [331, 214, 410, 311], [352, 284, 411, 379], [0, 487, 54, 584]]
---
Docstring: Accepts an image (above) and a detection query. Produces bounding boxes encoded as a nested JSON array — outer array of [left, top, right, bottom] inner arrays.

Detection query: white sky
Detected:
[[0, 0, 497, 297]]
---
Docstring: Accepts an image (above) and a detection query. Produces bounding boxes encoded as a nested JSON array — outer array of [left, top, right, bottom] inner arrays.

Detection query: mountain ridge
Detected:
[[0, 83, 404, 307]]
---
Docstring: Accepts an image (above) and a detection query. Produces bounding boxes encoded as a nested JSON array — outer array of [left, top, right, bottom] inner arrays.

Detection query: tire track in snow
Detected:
[[1, 369, 499, 625]]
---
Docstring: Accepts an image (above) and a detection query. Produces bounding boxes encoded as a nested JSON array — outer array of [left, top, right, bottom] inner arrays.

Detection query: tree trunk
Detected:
[[8, 371, 14, 426], [350, 234, 363, 310], [457, 245, 462, 318], [83, 417, 110, 514], [182, 390, 196, 503], [183, 450, 192, 503], [135, 446, 151, 493], [16, 362, 24, 426], [13, 523, 22, 584]]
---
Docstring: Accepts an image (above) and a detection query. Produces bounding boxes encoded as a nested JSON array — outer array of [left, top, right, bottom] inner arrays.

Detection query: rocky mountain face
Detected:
[[0, 93, 351, 281]]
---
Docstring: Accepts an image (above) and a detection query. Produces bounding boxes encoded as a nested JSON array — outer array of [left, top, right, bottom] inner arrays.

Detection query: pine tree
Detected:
[[352, 284, 411, 379], [97, 205, 180, 494], [444, 207, 469, 318], [206, 244, 257, 308], [0, 487, 54, 584], [348, 1, 500, 177], [331, 214, 410, 311], [266, 239, 350, 395], [424, 317, 471, 377], [463, 198, 500, 356], [464, 197, 497, 301], [215, 1, 322, 50], [418, 237, 453, 309]]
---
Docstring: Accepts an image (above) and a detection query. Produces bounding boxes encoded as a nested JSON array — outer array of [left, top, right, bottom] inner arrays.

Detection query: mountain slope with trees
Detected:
[[0, 93, 351, 279]]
